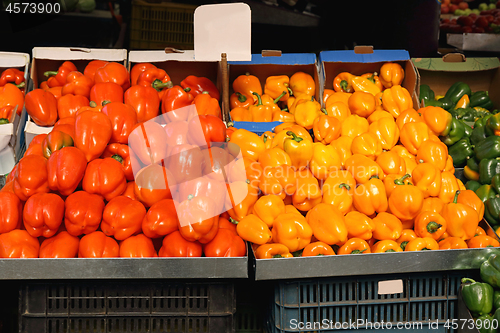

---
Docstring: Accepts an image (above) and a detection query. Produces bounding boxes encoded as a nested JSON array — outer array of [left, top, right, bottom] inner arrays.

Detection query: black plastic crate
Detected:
[[267, 271, 476, 333], [20, 280, 235, 333]]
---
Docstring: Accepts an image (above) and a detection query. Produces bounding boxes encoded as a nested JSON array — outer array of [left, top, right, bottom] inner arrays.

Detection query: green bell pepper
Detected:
[[476, 314, 496, 333], [486, 114, 500, 137], [475, 136, 500, 161], [419, 84, 435, 102], [451, 107, 476, 122], [479, 158, 500, 185], [486, 196, 500, 225], [494, 291, 500, 310], [423, 99, 446, 108], [492, 175, 500, 195], [475, 185, 497, 203], [464, 122, 473, 138], [437, 97, 454, 111], [440, 118, 466, 146], [476, 114, 493, 128], [445, 81, 472, 106], [466, 180, 482, 192], [472, 126, 489, 146], [461, 278, 493, 316], [449, 138, 474, 167], [471, 91, 495, 110], [468, 157, 480, 173], [481, 254, 500, 288]]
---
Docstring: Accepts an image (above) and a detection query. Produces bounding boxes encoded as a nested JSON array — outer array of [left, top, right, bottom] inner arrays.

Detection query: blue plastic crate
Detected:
[[267, 271, 473, 333], [231, 121, 283, 136]]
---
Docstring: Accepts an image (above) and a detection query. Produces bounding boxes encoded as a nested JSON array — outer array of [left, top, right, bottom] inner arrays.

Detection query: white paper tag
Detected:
[[378, 280, 403, 295], [194, 3, 251, 61]]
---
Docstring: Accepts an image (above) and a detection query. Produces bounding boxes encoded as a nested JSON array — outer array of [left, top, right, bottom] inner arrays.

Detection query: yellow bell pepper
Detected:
[[264, 75, 290, 102], [368, 117, 400, 150], [261, 131, 275, 149], [326, 91, 352, 107], [309, 143, 341, 180], [333, 72, 355, 93], [292, 168, 322, 212], [324, 101, 351, 123], [288, 93, 311, 114], [382, 85, 413, 118], [236, 214, 272, 245], [371, 240, 403, 253], [230, 107, 252, 122], [229, 129, 265, 161], [283, 131, 313, 170], [351, 76, 382, 96], [341, 115, 369, 138], [379, 62, 405, 89], [351, 132, 383, 160], [305, 203, 348, 245], [454, 94, 470, 109], [272, 125, 312, 150], [259, 165, 297, 198], [272, 213, 313, 252], [253, 194, 286, 228], [345, 211, 375, 240], [274, 122, 296, 133], [348, 91, 377, 118], [255, 243, 293, 259], [345, 154, 385, 183], [322, 170, 356, 215], [331, 136, 353, 167], [367, 110, 393, 124], [312, 115, 341, 145], [290, 72, 315, 97], [249, 92, 277, 122], [272, 110, 295, 122], [372, 212, 403, 241], [294, 97, 323, 130], [258, 147, 292, 169], [353, 177, 389, 216]]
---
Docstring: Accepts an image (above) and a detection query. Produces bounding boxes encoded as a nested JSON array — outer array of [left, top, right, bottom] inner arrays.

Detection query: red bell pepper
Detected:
[[61, 71, 93, 98], [119, 234, 158, 257], [44, 61, 77, 87], [101, 143, 134, 181], [0, 68, 25, 89], [164, 120, 188, 145], [95, 62, 130, 91], [134, 164, 176, 207], [161, 85, 194, 120], [178, 172, 227, 213], [219, 216, 237, 234], [187, 115, 227, 147], [47, 147, 87, 196], [0, 83, 24, 116], [203, 228, 246, 257], [158, 230, 202, 257], [47, 86, 62, 101], [177, 195, 218, 242], [90, 82, 124, 106], [64, 191, 105, 236], [101, 102, 138, 144], [0, 106, 15, 124], [193, 92, 221, 118], [41, 130, 74, 159], [53, 118, 75, 140], [128, 121, 168, 165], [77, 101, 103, 114], [74, 110, 112, 161], [165, 144, 204, 184], [131, 62, 156, 86], [101, 196, 146, 240], [13, 155, 49, 201], [84, 60, 108, 84], [0, 230, 39, 258], [123, 181, 137, 200], [124, 85, 159, 123], [23, 192, 65, 238], [137, 68, 173, 98], [39, 231, 80, 258], [142, 199, 179, 238], [57, 94, 89, 119], [55, 116, 76, 127], [78, 231, 119, 258], [82, 157, 127, 201], [0, 192, 23, 234], [181, 75, 220, 101], [25, 89, 58, 126]]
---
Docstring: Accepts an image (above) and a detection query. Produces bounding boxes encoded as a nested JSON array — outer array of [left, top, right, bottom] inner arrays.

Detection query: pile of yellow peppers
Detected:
[[226, 62, 498, 259]]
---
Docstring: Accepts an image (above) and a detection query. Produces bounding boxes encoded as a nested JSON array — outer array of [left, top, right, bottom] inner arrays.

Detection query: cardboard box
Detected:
[[447, 33, 500, 53], [25, 47, 128, 147], [319, 46, 420, 109], [227, 51, 319, 134], [412, 53, 500, 109], [0, 51, 30, 176]]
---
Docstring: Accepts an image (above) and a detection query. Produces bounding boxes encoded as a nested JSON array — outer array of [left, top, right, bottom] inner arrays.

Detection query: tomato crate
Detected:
[[266, 271, 477, 333], [19, 280, 236, 333], [130, 0, 196, 50]]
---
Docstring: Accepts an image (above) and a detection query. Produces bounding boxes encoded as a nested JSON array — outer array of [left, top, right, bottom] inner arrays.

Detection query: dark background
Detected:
[[0, 0, 441, 57]]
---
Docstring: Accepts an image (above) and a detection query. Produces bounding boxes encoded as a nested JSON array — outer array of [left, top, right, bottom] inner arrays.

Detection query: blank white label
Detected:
[[378, 280, 403, 295]]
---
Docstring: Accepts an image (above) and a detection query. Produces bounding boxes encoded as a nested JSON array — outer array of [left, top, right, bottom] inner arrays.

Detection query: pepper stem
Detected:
[[400, 241, 409, 251], [253, 92, 263, 106], [184, 87, 191, 92], [272, 254, 284, 258], [351, 249, 367, 254], [367, 73, 376, 84], [287, 87, 293, 96], [229, 217, 239, 225], [453, 190, 460, 204], [461, 278, 476, 284], [44, 71, 58, 77], [338, 183, 351, 191], [152, 79, 173, 91], [0, 119, 9, 124], [89, 101, 97, 108], [321, 108, 328, 115], [286, 131, 303, 142], [426, 221, 442, 234], [340, 80, 348, 91], [111, 154, 123, 163], [236, 92, 247, 103], [102, 100, 111, 106], [15, 82, 25, 89], [188, 194, 194, 200], [394, 174, 411, 185], [282, 107, 289, 112], [385, 249, 396, 252], [273, 91, 286, 104]]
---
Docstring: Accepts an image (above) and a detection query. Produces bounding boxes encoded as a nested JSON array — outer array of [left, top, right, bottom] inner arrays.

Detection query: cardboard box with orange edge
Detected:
[[0, 51, 30, 178], [25, 47, 128, 147], [412, 53, 500, 110], [319, 46, 420, 111], [227, 51, 319, 135]]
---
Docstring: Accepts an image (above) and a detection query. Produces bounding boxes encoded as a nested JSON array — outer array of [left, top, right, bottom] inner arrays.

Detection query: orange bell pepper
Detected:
[[272, 125, 312, 150], [344, 211, 375, 240], [351, 132, 383, 160], [177, 195, 218, 242], [368, 117, 400, 150], [326, 92, 351, 107], [322, 170, 355, 215], [348, 91, 376, 118], [261, 131, 275, 149], [236, 214, 273, 244], [259, 165, 297, 198], [408, 164, 440, 200], [353, 177, 388, 216], [137, 67, 173, 99], [273, 110, 294, 122], [233, 73, 262, 103], [78, 231, 119, 258], [306, 203, 347, 245], [253, 194, 285, 228], [119, 234, 157, 258], [39, 231, 79, 258], [255, 243, 293, 259], [323, 89, 335, 105], [337, 238, 371, 255], [420, 106, 452, 136], [193, 92, 221, 118], [333, 72, 355, 93], [290, 72, 315, 97], [340, 115, 369, 139], [399, 122, 431, 155], [230, 92, 254, 109], [439, 237, 468, 249], [226, 180, 259, 221], [421, 197, 445, 214], [388, 184, 424, 221], [309, 143, 341, 180], [371, 240, 403, 253], [351, 76, 382, 96], [396, 229, 418, 251], [23, 192, 64, 238], [272, 213, 313, 252], [331, 136, 353, 167], [345, 154, 385, 184], [361, 72, 383, 90], [229, 157, 262, 189], [382, 85, 413, 118], [379, 62, 404, 89], [0, 229, 40, 258], [457, 190, 484, 223], [414, 211, 447, 240], [287, 93, 310, 114], [396, 108, 422, 130], [41, 130, 74, 159], [439, 172, 460, 204], [294, 97, 323, 130], [405, 237, 439, 251], [384, 174, 412, 198], [475, 227, 487, 237], [367, 110, 393, 124], [230, 107, 252, 122], [376, 151, 406, 175], [312, 115, 341, 145], [259, 147, 292, 169], [283, 131, 313, 169], [229, 129, 265, 161], [372, 212, 403, 241], [302, 242, 335, 256], [442, 190, 479, 240], [248, 92, 278, 122], [13, 155, 49, 202], [292, 168, 322, 211], [95, 62, 130, 91], [324, 101, 351, 123], [416, 141, 448, 171], [468, 235, 500, 248], [264, 75, 290, 102]]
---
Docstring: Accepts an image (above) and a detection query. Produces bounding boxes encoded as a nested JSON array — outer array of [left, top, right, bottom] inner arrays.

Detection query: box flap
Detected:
[[129, 50, 198, 63], [0, 52, 30, 68], [33, 47, 127, 61], [229, 53, 316, 65], [0, 146, 15, 176], [412, 57, 500, 72], [194, 3, 251, 62], [319, 50, 410, 63]]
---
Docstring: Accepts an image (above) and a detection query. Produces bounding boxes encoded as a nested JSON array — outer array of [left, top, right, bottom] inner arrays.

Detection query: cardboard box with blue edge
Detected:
[[319, 46, 420, 110], [228, 51, 319, 135]]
